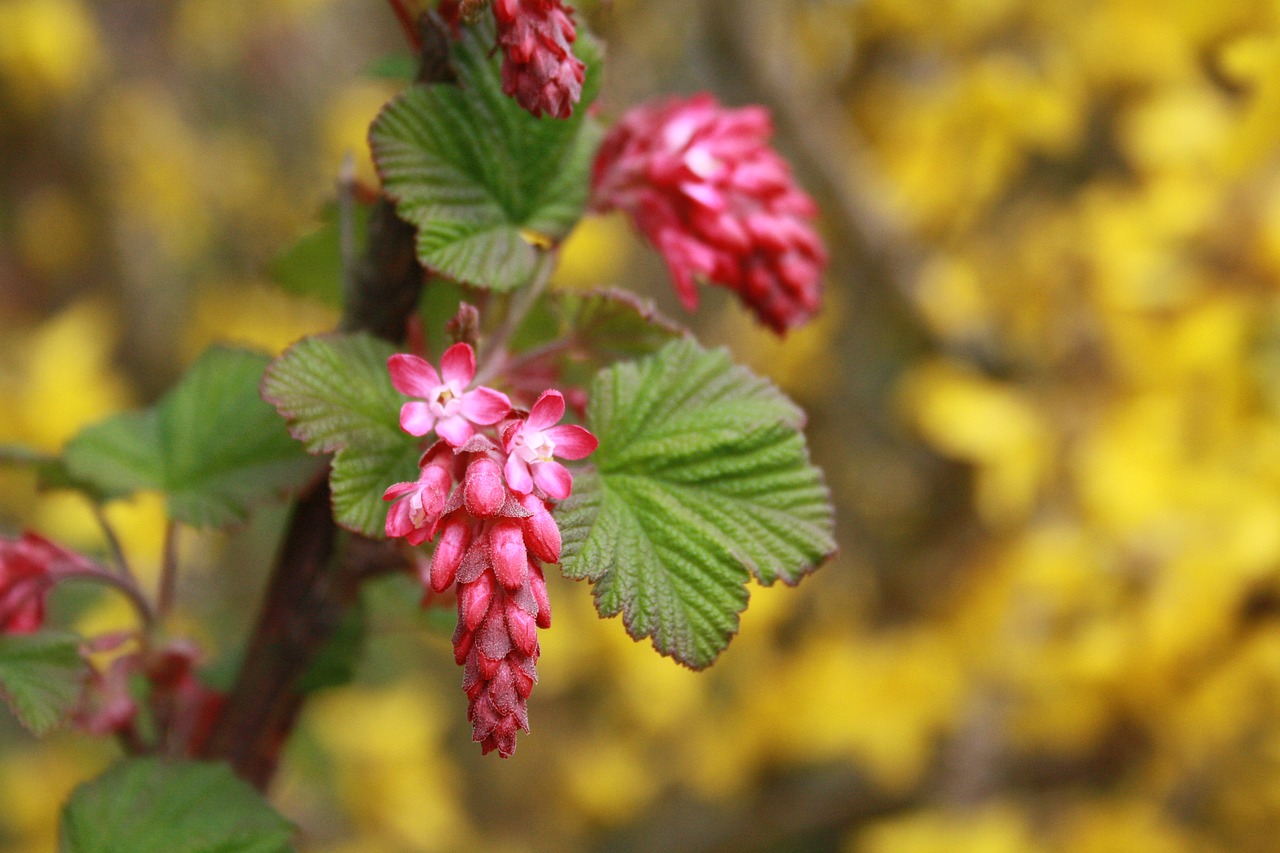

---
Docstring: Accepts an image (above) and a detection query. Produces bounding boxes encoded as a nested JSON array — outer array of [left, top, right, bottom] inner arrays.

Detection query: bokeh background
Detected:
[[5, 0, 1280, 850]]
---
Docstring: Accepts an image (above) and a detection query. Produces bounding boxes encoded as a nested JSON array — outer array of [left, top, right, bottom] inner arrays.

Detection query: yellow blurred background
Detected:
[[8, 0, 1280, 850]]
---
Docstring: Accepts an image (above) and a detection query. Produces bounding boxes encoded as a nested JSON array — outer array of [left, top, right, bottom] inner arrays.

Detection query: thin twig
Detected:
[[156, 520, 179, 622], [53, 566, 156, 633], [91, 504, 133, 581], [474, 249, 557, 386]]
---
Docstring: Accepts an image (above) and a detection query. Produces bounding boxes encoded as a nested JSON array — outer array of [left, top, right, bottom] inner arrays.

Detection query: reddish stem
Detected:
[[387, 0, 424, 52]]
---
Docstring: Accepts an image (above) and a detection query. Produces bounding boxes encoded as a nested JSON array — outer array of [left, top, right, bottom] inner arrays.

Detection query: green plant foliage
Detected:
[[509, 288, 688, 391], [62, 347, 319, 529], [58, 758, 294, 853], [370, 16, 604, 291], [261, 333, 421, 537], [558, 338, 837, 669], [268, 202, 371, 308], [0, 632, 88, 736]]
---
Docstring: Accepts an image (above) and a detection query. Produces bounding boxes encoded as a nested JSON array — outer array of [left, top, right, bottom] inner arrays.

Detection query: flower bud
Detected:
[[490, 519, 528, 590], [506, 604, 538, 658], [463, 456, 506, 518], [458, 569, 495, 631], [518, 493, 561, 563], [529, 562, 552, 629], [430, 515, 471, 592]]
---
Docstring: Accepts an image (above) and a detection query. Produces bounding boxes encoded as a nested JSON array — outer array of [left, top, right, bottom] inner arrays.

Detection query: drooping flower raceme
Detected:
[[383, 351, 596, 756], [389, 342, 512, 446], [492, 0, 585, 120], [591, 94, 828, 333]]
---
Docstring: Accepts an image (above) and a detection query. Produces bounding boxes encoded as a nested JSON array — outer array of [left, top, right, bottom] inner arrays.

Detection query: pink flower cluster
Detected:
[[492, 0, 585, 119], [384, 342, 596, 756], [591, 94, 828, 334]]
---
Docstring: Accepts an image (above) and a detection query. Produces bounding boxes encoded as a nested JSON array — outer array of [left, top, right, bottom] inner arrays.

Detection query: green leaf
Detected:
[[59, 757, 295, 853], [62, 347, 320, 529], [510, 288, 688, 391], [268, 203, 371, 308], [558, 339, 836, 669], [370, 16, 604, 291], [261, 333, 422, 537], [0, 632, 88, 736]]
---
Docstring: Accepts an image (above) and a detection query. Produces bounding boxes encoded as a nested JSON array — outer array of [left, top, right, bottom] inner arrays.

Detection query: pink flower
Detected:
[[389, 343, 511, 446], [502, 390, 598, 500], [591, 94, 828, 333], [383, 461, 454, 545], [492, 0, 585, 119], [0, 532, 66, 634]]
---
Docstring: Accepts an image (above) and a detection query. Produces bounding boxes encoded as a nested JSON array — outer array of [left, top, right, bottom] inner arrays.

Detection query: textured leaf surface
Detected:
[[59, 758, 294, 853], [0, 632, 87, 736], [370, 16, 603, 290], [62, 347, 318, 528], [262, 333, 421, 536], [558, 339, 836, 668]]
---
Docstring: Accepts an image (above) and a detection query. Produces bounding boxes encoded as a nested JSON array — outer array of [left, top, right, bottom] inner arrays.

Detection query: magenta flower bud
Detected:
[[454, 629, 474, 666], [506, 603, 538, 658], [477, 652, 502, 680], [430, 515, 472, 593], [492, 0, 585, 120], [463, 457, 506, 518], [490, 519, 528, 590], [458, 570, 495, 631], [513, 666, 535, 700], [518, 493, 561, 563], [529, 562, 552, 629], [489, 661, 518, 715], [591, 94, 827, 333]]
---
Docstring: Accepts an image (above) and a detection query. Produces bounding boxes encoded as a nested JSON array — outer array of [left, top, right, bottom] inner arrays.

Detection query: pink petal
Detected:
[[388, 354, 441, 397], [435, 414, 475, 447], [533, 460, 572, 500], [400, 402, 436, 436], [526, 390, 566, 431], [461, 387, 512, 425], [505, 454, 534, 495], [385, 501, 414, 538], [440, 342, 477, 387], [383, 481, 420, 501], [545, 424, 598, 460]]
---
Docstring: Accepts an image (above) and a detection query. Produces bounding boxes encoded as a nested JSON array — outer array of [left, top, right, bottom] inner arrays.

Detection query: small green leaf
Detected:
[[558, 339, 836, 669], [269, 203, 371, 307], [510, 288, 688, 391], [366, 53, 415, 80], [62, 347, 320, 528], [370, 16, 604, 290], [59, 757, 295, 853], [0, 632, 88, 736], [262, 333, 422, 537]]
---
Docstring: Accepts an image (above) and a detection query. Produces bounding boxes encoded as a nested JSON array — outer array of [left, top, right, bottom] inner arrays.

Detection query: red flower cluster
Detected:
[[591, 94, 828, 333], [385, 343, 596, 756], [492, 0, 585, 119]]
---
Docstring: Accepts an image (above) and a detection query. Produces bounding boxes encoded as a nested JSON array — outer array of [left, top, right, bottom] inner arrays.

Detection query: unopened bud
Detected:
[[459, 570, 495, 631], [506, 604, 538, 657], [463, 457, 506, 518], [515, 492, 558, 559], [490, 519, 528, 589], [430, 515, 471, 592]]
